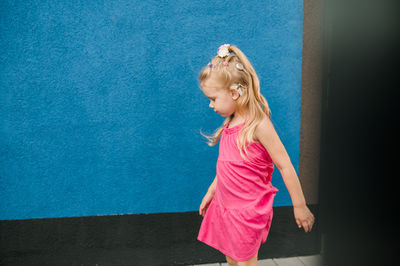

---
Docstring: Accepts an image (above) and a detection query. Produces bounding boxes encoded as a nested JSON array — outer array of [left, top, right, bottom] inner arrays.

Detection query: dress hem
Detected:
[[197, 235, 260, 262]]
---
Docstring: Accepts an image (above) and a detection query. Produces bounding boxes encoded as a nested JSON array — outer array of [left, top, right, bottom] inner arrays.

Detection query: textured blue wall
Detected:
[[0, 1, 303, 220]]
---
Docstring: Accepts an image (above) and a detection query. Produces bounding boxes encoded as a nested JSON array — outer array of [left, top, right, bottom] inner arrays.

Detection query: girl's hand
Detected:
[[199, 191, 215, 217], [293, 204, 315, 232]]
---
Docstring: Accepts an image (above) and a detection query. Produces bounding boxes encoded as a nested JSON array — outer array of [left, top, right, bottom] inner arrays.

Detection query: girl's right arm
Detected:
[[199, 175, 217, 216], [207, 174, 217, 195]]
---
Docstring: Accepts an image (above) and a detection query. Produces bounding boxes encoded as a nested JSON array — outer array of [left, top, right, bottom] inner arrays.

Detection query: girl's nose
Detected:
[[209, 102, 214, 108]]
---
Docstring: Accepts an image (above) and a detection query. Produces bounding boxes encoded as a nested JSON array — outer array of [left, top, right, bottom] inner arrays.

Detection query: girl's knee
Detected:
[[225, 255, 238, 266], [237, 251, 258, 266], [226, 250, 258, 266]]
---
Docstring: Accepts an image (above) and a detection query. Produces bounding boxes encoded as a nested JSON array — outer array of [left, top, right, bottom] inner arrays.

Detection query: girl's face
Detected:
[[201, 76, 239, 117]]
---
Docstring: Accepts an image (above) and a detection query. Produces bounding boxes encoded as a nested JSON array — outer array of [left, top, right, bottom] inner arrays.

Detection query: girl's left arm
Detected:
[[255, 116, 315, 232]]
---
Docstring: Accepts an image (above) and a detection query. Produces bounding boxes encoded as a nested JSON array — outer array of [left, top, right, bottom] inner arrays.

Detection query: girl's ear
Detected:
[[229, 87, 240, 100], [230, 83, 242, 99]]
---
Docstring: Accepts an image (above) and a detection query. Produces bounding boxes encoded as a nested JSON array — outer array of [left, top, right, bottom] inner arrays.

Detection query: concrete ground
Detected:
[[191, 254, 322, 266]]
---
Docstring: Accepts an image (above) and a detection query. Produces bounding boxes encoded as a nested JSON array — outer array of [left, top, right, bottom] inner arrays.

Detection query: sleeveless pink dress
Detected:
[[197, 119, 279, 261]]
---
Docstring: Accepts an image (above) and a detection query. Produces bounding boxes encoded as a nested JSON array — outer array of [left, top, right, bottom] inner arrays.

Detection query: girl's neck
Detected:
[[230, 113, 248, 125]]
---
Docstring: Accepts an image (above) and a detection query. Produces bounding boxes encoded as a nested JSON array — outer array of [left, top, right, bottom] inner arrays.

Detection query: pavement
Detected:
[[191, 254, 322, 266]]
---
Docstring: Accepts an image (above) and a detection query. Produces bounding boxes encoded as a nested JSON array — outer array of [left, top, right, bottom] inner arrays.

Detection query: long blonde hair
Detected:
[[199, 44, 273, 162]]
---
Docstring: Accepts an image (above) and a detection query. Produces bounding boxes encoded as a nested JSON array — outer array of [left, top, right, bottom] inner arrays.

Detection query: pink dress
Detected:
[[197, 120, 279, 261]]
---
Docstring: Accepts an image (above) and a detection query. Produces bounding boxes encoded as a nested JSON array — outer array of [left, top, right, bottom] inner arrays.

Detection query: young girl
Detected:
[[197, 44, 315, 266]]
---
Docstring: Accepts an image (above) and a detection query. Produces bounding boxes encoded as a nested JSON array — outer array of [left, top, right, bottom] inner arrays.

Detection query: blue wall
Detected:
[[0, 0, 303, 220]]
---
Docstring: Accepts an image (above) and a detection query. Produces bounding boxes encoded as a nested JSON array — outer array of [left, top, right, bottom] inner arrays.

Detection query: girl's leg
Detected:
[[237, 250, 258, 266], [225, 249, 258, 266], [225, 255, 238, 266]]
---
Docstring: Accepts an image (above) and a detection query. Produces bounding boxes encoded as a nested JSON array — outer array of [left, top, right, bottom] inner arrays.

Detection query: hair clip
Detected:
[[236, 63, 244, 71], [223, 61, 228, 66], [208, 63, 213, 68], [230, 83, 243, 96], [217, 44, 230, 58]]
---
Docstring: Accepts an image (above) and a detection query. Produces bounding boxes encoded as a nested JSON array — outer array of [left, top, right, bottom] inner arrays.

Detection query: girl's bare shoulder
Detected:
[[254, 114, 274, 142]]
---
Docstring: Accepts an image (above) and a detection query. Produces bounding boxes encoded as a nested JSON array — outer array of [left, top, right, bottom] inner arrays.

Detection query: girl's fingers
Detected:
[[295, 214, 315, 232], [305, 222, 310, 232], [306, 220, 313, 232], [302, 221, 307, 232], [301, 220, 312, 232], [199, 203, 205, 215], [296, 219, 301, 228], [199, 205, 209, 217]]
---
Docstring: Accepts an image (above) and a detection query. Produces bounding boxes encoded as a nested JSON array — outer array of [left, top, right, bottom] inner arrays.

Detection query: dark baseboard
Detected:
[[0, 204, 320, 266]]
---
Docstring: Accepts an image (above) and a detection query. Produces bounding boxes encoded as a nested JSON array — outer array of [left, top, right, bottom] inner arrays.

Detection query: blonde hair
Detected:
[[199, 44, 272, 162]]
